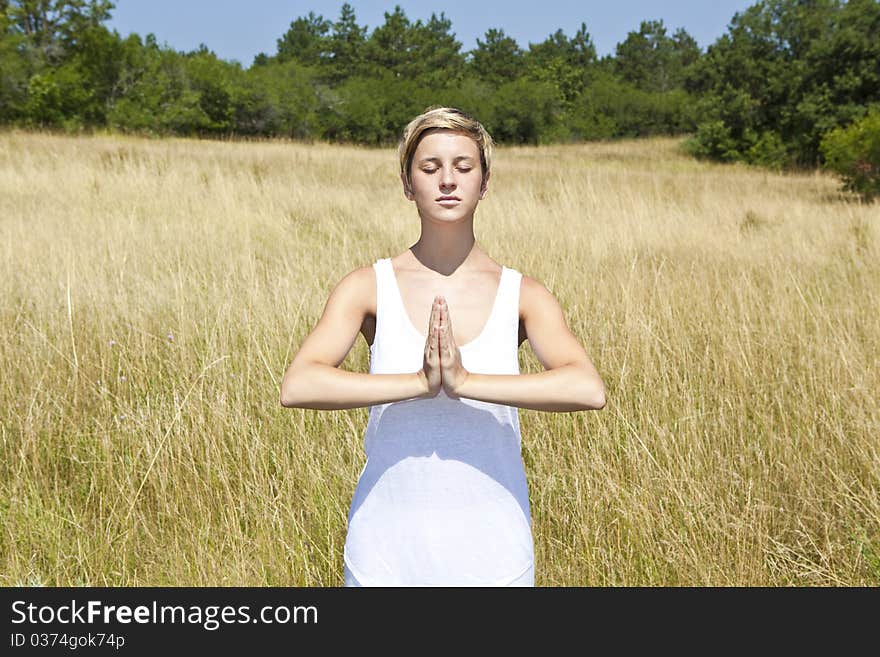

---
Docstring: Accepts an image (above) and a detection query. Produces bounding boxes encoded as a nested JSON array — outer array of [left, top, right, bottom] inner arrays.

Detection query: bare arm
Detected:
[[455, 276, 606, 412], [280, 267, 429, 410]]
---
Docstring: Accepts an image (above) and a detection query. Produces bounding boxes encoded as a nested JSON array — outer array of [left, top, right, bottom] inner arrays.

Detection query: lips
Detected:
[[436, 196, 460, 201]]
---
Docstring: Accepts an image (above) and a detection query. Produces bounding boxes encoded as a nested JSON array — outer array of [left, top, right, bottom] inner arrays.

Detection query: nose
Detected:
[[440, 166, 456, 190]]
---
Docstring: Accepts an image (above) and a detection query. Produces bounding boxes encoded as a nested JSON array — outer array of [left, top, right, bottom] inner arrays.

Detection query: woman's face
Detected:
[[404, 129, 488, 224]]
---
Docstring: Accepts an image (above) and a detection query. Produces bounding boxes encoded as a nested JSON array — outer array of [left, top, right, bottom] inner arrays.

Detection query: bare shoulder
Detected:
[[518, 274, 555, 321], [518, 273, 592, 370], [313, 263, 376, 334], [286, 264, 376, 370], [337, 264, 376, 317]]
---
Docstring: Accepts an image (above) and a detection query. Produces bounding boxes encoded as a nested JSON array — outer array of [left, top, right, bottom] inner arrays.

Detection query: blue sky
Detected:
[[107, 1, 757, 68]]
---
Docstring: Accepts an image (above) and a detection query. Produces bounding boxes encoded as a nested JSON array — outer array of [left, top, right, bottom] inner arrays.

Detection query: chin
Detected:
[[419, 204, 478, 222], [426, 212, 470, 225]]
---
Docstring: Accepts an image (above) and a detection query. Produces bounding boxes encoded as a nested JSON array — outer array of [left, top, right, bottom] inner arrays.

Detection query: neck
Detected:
[[410, 217, 478, 275]]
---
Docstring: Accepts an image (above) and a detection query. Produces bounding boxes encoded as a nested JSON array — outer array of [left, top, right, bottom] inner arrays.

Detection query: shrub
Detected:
[[820, 106, 880, 202], [746, 130, 790, 169], [684, 120, 741, 162]]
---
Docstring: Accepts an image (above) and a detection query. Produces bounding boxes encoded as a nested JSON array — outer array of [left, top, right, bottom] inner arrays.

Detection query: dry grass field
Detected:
[[0, 129, 877, 586]]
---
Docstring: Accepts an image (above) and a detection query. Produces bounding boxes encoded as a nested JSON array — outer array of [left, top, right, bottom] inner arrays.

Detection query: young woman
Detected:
[[280, 107, 606, 587]]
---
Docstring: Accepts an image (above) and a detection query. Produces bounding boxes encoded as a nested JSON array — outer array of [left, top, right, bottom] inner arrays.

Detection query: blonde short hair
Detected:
[[398, 106, 494, 194]]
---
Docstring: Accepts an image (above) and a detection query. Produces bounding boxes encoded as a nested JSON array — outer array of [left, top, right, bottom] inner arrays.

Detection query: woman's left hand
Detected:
[[437, 297, 469, 398]]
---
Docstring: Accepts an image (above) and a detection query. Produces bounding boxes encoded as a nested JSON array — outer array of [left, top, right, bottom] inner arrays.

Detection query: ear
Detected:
[[400, 172, 414, 200], [479, 170, 490, 200]]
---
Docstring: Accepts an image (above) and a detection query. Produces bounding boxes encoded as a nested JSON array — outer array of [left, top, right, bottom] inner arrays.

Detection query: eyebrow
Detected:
[[418, 156, 476, 164]]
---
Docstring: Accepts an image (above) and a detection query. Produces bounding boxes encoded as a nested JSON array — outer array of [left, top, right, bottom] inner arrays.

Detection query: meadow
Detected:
[[0, 129, 877, 586]]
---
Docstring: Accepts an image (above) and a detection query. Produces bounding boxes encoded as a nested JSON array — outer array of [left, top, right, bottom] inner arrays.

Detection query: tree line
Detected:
[[1, 0, 878, 192]]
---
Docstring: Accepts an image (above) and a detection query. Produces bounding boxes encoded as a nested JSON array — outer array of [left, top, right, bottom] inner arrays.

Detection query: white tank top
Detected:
[[343, 257, 534, 586]]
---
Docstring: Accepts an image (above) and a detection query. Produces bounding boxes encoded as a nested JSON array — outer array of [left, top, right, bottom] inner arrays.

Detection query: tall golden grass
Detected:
[[0, 129, 877, 586]]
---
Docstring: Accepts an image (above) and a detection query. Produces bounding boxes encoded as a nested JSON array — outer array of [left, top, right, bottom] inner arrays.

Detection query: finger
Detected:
[[442, 299, 451, 328], [431, 305, 443, 347], [444, 322, 457, 355], [442, 301, 456, 346], [438, 302, 450, 336], [428, 315, 436, 347], [428, 297, 437, 331]]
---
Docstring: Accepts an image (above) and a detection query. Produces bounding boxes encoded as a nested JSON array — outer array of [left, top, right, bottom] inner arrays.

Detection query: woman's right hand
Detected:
[[418, 296, 442, 398]]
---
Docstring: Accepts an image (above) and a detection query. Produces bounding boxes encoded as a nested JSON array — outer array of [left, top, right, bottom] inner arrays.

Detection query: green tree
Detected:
[[182, 44, 240, 134], [363, 6, 464, 85], [527, 24, 596, 71], [441, 75, 495, 124], [107, 35, 212, 135], [672, 27, 701, 71], [524, 23, 596, 105], [794, 0, 880, 163], [6, 0, 113, 66], [234, 58, 319, 138], [3, 0, 116, 127], [0, 5, 30, 120], [570, 68, 697, 141], [276, 11, 331, 66], [65, 22, 131, 125], [320, 71, 436, 144], [363, 5, 412, 77], [410, 12, 464, 86], [615, 19, 698, 92], [326, 2, 367, 83], [487, 77, 563, 144], [468, 28, 524, 86], [683, 0, 878, 167]]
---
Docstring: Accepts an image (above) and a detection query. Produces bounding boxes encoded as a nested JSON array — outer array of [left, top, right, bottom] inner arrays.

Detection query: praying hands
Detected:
[[419, 296, 470, 399]]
